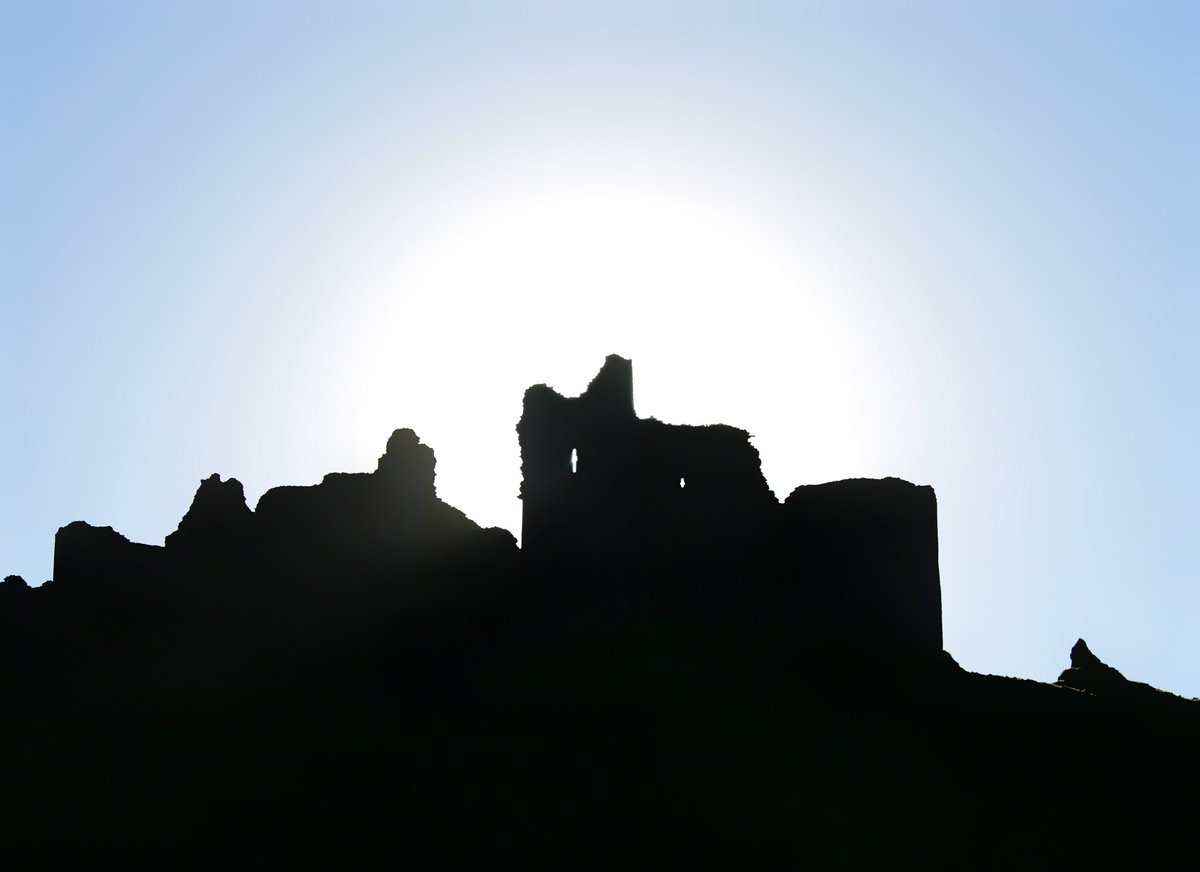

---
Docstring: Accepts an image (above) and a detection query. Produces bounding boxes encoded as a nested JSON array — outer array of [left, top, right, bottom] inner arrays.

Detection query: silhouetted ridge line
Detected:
[[1, 355, 1195, 866], [1056, 637, 1193, 703]]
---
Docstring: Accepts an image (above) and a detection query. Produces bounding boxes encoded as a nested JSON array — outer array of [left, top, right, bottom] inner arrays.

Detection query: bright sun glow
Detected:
[[334, 174, 877, 538]]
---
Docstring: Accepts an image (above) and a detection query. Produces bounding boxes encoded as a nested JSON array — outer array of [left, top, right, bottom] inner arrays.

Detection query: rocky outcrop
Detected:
[[1057, 638, 1128, 692], [1055, 638, 1184, 702]]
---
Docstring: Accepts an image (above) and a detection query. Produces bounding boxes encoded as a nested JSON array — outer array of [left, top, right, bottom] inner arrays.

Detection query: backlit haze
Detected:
[[3, 3, 1197, 693]]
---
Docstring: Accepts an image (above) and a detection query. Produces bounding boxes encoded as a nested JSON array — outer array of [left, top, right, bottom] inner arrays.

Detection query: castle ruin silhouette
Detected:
[[2, 354, 1195, 868], [43, 354, 941, 660], [519, 354, 941, 653]]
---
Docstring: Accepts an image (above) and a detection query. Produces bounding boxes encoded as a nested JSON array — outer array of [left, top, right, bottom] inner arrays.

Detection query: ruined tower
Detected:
[[517, 354, 942, 653]]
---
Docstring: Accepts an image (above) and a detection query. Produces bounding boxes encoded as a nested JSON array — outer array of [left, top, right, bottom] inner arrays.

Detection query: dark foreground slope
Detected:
[[2, 359, 1196, 868]]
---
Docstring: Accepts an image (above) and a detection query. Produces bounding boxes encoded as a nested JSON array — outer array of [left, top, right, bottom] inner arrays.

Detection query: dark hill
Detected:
[[1, 356, 1195, 868]]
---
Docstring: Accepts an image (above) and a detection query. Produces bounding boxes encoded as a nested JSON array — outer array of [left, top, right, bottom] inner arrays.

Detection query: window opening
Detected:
[[679, 477, 686, 489], [571, 448, 578, 474]]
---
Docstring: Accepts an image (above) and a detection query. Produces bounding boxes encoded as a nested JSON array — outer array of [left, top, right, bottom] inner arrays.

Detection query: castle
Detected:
[[29, 354, 941, 656], [8, 355, 1190, 869], [518, 354, 942, 653]]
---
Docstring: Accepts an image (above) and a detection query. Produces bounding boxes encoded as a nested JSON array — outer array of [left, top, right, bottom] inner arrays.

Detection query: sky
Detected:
[[2, 2, 1197, 694]]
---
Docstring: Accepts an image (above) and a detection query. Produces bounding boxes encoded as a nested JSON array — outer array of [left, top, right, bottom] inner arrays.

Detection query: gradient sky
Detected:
[[3, 2, 1197, 694]]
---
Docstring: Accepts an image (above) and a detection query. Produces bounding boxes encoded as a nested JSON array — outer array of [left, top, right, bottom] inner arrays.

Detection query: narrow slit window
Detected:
[[571, 448, 578, 474], [679, 477, 686, 489]]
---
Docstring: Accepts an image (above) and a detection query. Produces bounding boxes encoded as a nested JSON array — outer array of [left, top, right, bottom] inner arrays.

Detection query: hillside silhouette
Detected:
[[2, 355, 1196, 868]]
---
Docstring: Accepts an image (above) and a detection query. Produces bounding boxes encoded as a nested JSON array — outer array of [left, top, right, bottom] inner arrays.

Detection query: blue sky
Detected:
[[3, 2, 1197, 693]]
